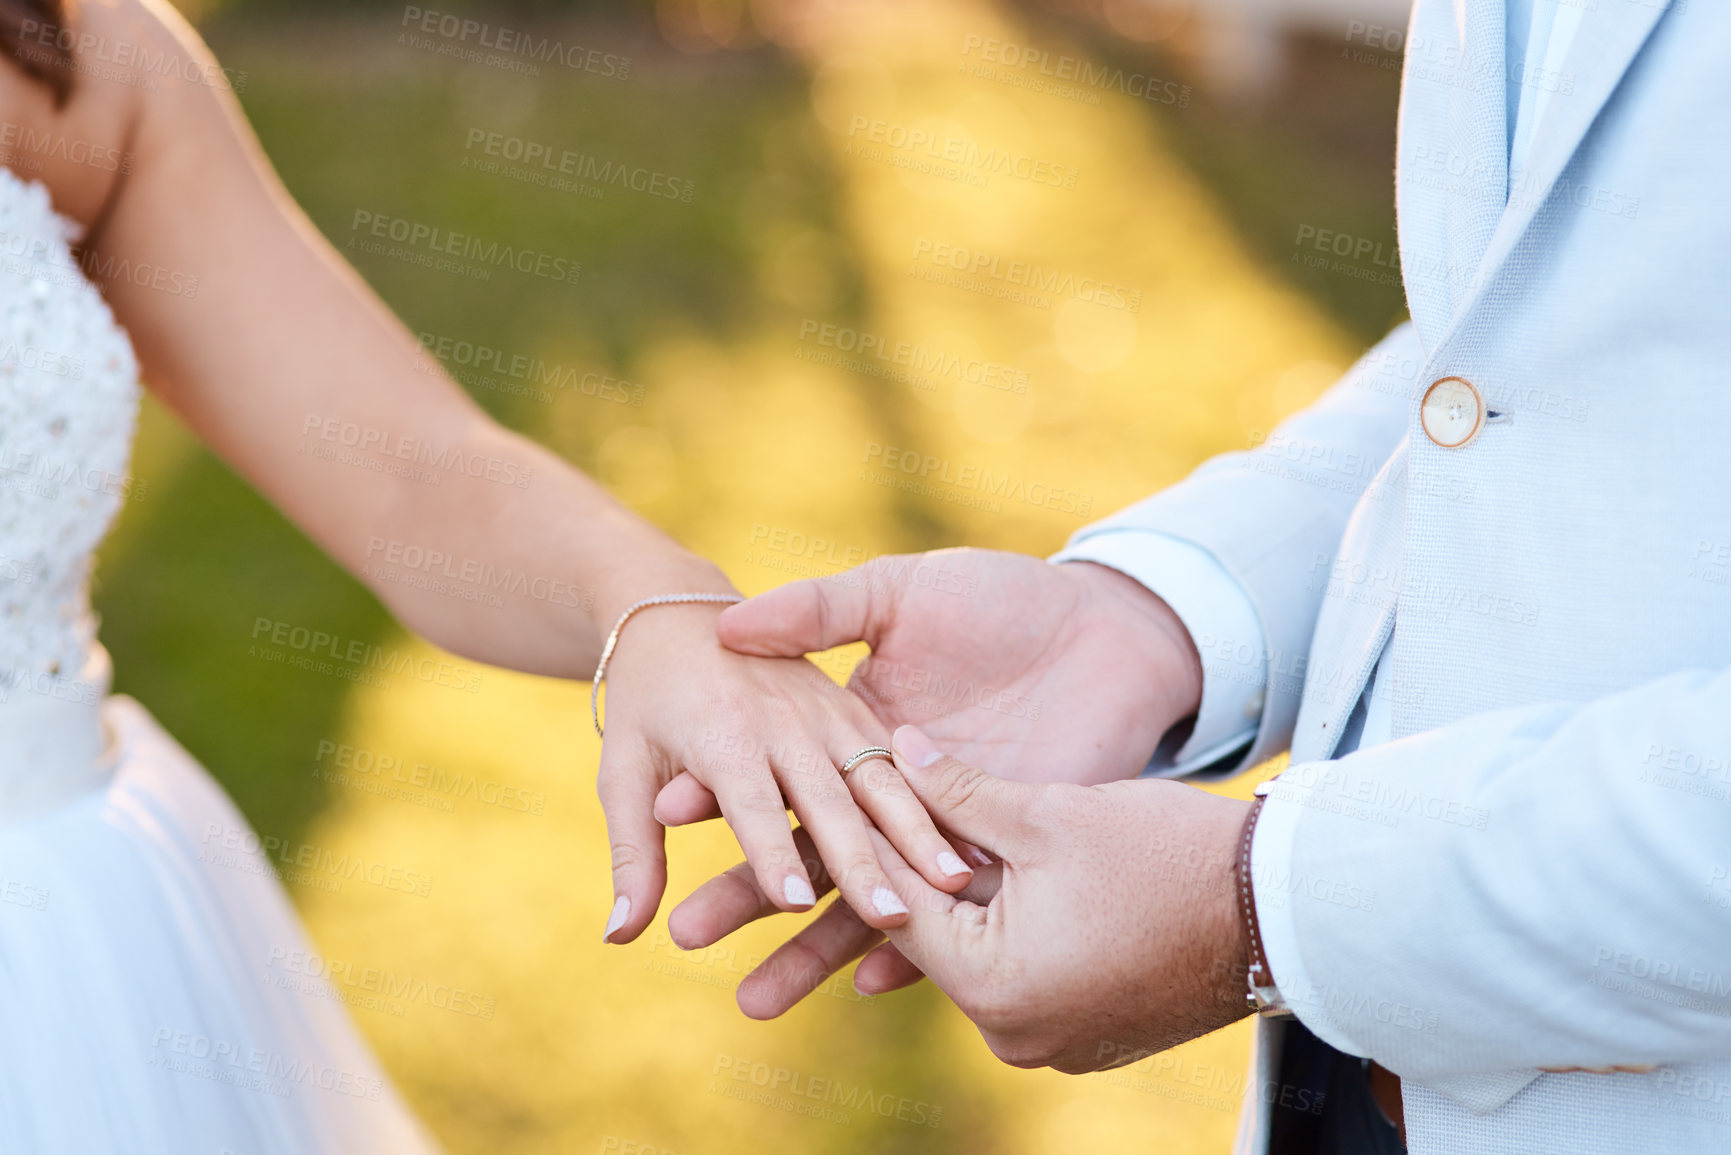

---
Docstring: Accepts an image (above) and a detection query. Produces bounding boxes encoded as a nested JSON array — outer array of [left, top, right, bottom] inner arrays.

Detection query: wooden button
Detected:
[[1421, 377, 1484, 448]]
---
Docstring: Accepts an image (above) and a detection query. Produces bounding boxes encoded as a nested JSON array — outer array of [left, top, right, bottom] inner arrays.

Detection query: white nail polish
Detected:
[[937, 851, 970, 877], [603, 895, 630, 942], [784, 876, 817, 907], [872, 886, 909, 917]]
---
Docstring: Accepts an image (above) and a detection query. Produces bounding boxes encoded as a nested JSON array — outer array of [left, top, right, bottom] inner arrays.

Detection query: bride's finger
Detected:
[[853, 941, 926, 996], [698, 755, 821, 914], [773, 736, 911, 931], [668, 827, 831, 950], [594, 735, 669, 945], [737, 898, 884, 1020], [843, 753, 973, 893], [652, 772, 720, 826]]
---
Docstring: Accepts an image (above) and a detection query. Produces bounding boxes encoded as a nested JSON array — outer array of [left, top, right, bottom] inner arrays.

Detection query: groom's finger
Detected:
[[671, 825, 1000, 957], [595, 735, 668, 945], [853, 941, 926, 996], [889, 725, 1040, 857], [737, 898, 884, 1020], [864, 826, 987, 996], [668, 826, 831, 950], [716, 564, 890, 657], [854, 857, 1002, 994]]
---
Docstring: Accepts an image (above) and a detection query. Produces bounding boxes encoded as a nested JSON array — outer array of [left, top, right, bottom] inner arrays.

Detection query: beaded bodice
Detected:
[[0, 168, 141, 686]]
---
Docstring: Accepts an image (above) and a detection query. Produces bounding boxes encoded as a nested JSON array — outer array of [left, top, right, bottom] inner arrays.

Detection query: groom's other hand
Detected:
[[870, 724, 1253, 1072], [678, 722, 1258, 1039]]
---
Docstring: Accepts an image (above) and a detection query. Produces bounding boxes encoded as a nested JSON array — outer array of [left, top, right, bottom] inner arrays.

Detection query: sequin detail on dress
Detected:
[[0, 167, 141, 687]]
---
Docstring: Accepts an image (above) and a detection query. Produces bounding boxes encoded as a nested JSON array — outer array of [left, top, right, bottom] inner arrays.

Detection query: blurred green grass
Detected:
[[92, 3, 1407, 1152]]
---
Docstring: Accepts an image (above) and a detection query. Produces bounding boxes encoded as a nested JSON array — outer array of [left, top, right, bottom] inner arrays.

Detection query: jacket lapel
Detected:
[[1401, 0, 1674, 353], [1396, 0, 1510, 350], [1472, 0, 1672, 295]]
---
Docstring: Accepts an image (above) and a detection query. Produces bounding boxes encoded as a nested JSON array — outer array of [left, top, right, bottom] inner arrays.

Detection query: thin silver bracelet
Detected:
[[590, 593, 744, 737]]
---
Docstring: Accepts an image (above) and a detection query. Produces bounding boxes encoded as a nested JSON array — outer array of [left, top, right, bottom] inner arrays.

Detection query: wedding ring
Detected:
[[839, 746, 895, 779]]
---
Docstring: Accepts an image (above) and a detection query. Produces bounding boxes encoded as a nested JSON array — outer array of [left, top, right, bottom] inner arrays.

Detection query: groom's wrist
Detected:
[[1200, 795, 1258, 1025], [1147, 790, 1256, 1039]]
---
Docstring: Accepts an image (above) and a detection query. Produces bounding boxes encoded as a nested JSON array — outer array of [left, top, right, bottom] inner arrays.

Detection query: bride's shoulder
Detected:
[[0, 0, 207, 234]]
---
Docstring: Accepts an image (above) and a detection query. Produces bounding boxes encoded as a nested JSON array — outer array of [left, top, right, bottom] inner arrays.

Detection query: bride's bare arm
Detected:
[[50, 0, 707, 673], [0, 0, 980, 941]]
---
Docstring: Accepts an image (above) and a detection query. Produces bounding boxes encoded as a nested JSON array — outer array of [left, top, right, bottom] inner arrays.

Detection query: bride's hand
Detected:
[[594, 603, 973, 945]]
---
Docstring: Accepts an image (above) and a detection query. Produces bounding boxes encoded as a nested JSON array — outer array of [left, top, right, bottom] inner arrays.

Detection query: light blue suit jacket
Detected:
[[1066, 0, 1731, 1150]]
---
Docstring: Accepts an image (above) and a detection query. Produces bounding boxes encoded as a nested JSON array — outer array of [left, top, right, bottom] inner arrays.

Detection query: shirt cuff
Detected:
[[1050, 530, 1266, 778], [1251, 768, 1371, 1059]]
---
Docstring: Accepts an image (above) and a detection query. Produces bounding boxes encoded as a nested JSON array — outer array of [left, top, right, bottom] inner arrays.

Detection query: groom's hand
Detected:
[[679, 725, 1255, 1064], [655, 549, 1204, 831], [883, 725, 1253, 1070], [723, 550, 1202, 782]]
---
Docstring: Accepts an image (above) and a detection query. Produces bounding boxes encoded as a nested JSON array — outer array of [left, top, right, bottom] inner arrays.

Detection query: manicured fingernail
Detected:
[[937, 851, 970, 878], [893, 725, 943, 768], [784, 876, 817, 907], [963, 845, 993, 868], [872, 886, 909, 917], [603, 895, 630, 942]]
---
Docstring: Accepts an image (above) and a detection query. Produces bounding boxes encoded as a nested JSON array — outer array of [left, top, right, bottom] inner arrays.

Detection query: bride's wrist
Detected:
[[589, 596, 740, 737], [587, 556, 740, 649]]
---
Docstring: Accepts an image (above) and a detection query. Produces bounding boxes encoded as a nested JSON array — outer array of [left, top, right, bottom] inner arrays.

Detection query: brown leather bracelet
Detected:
[[1237, 793, 1281, 1013]]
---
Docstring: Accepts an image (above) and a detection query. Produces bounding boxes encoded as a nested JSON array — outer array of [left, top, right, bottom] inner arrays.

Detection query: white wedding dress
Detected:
[[0, 169, 440, 1152]]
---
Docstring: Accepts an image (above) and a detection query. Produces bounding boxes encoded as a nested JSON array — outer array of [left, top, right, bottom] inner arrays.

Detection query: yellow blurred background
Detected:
[[97, 0, 1410, 1150]]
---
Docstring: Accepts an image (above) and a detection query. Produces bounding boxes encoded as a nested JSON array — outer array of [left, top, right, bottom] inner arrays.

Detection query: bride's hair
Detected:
[[1, 0, 74, 106]]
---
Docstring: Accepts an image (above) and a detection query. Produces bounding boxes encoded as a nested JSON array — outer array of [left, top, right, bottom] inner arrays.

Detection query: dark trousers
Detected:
[[1266, 1019, 1408, 1155]]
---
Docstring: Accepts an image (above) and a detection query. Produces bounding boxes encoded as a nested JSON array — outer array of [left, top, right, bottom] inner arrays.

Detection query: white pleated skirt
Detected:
[[0, 648, 440, 1154]]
